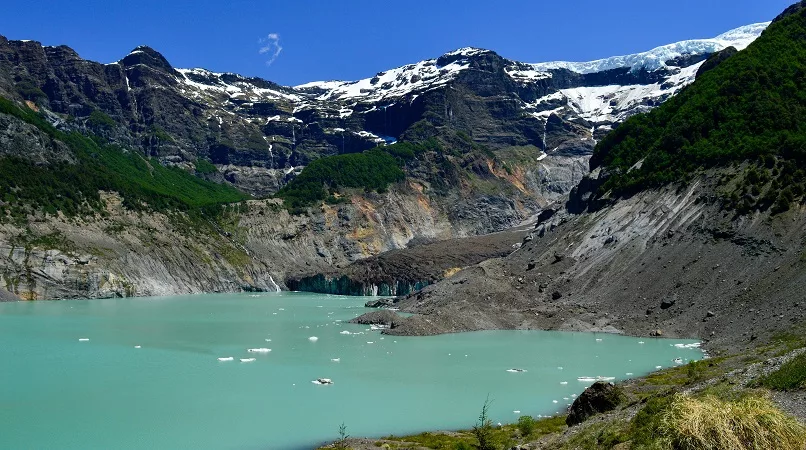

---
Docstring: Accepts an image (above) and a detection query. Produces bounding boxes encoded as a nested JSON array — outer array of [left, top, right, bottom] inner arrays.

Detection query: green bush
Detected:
[[88, 110, 117, 129], [195, 159, 218, 174], [755, 352, 806, 390], [15, 80, 47, 102], [516, 415, 535, 437]]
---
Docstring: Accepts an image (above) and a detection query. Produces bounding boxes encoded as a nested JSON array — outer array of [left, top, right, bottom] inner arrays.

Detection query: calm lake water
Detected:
[[0, 292, 703, 449]]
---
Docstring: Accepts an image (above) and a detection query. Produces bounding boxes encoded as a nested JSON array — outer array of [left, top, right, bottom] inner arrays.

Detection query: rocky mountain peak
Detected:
[[119, 45, 174, 72], [774, 0, 806, 23]]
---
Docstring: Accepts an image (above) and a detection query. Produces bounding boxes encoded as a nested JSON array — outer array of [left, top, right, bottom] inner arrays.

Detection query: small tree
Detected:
[[334, 422, 349, 450], [472, 396, 496, 450], [517, 415, 535, 437]]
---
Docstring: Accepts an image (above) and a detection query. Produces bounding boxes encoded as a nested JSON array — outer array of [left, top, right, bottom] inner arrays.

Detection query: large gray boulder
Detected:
[[566, 381, 626, 426]]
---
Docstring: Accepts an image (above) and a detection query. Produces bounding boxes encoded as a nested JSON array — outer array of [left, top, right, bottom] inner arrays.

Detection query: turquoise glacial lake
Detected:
[[0, 292, 703, 449]]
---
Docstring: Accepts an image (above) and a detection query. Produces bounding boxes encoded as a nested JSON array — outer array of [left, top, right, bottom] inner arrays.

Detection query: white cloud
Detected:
[[258, 33, 283, 66]]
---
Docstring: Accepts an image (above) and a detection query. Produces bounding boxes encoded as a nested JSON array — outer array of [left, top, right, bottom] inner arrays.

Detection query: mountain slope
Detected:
[[372, 5, 806, 354]]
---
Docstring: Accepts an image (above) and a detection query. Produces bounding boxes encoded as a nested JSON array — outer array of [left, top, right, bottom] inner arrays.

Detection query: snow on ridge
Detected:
[[294, 56, 471, 102], [176, 68, 301, 102], [531, 22, 769, 75], [442, 47, 491, 57]]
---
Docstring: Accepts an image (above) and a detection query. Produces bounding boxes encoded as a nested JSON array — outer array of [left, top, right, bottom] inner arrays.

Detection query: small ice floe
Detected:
[[272, 313, 277, 315], [331, 358, 340, 362], [626, 372, 634, 376], [370, 324, 389, 330], [218, 357, 234, 362], [366, 341, 375, 344], [673, 342, 701, 349], [240, 358, 256, 363], [134, 345, 141, 349], [312, 378, 333, 385], [308, 336, 319, 342], [506, 368, 527, 373], [265, 339, 272, 342], [558, 366, 564, 370], [577, 377, 597, 382], [513, 410, 521, 414], [78, 338, 90, 342], [339, 331, 351, 335], [673, 357, 684, 364], [638, 341, 645, 344], [278, 308, 285, 311], [316, 305, 323, 308], [655, 365, 663, 369], [563, 397, 569, 400], [560, 381, 568, 385], [552, 400, 558, 404], [248, 348, 271, 353], [595, 338, 603, 342], [571, 394, 577, 398]]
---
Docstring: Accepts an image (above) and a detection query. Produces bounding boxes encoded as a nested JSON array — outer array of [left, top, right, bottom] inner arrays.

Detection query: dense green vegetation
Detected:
[[755, 352, 806, 390], [87, 110, 117, 129], [592, 9, 806, 213], [194, 158, 218, 174], [0, 97, 247, 220], [276, 139, 440, 209]]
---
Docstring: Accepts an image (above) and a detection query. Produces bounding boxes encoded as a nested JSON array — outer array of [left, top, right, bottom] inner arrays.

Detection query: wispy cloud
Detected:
[[258, 33, 283, 66]]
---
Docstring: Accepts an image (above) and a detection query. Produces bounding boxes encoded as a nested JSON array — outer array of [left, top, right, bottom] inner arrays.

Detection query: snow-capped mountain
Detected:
[[0, 22, 769, 197]]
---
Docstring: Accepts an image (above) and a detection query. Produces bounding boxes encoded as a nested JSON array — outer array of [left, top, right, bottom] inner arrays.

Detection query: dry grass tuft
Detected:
[[660, 393, 806, 450]]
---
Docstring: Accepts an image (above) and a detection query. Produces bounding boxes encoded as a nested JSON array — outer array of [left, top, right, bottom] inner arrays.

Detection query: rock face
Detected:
[[348, 310, 404, 328], [286, 225, 528, 296], [566, 382, 626, 426], [378, 173, 806, 352]]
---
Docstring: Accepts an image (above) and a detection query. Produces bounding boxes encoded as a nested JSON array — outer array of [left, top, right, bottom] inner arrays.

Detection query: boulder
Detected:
[[566, 382, 626, 426]]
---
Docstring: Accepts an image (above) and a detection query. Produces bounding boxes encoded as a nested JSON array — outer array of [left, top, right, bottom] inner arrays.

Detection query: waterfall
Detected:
[[267, 276, 281, 293]]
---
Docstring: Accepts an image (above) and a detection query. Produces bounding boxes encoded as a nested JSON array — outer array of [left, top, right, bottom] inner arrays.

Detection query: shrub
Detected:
[[659, 394, 806, 450], [516, 415, 535, 437], [472, 398, 496, 450], [755, 352, 806, 391], [88, 110, 117, 129], [195, 159, 218, 174]]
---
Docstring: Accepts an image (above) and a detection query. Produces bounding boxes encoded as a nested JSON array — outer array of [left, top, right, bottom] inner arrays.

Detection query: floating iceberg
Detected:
[[673, 343, 701, 349], [240, 358, 256, 363], [506, 368, 527, 373], [218, 357, 234, 362], [331, 358, 340, 362], [78, 338, 89, 342], [248, 348, 271, 353], [312, 378, 333, 385], [308, 336, 319, 342], [578, 376, 615, 382]]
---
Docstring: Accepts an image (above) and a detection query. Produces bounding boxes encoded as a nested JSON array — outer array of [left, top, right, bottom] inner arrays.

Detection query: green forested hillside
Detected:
[[275, 140, 440, 209], [591, 6, 806, 213], [0, 97, 248, 220]]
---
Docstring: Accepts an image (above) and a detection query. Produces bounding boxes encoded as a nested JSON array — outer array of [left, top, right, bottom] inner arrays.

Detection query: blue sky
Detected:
[[0, 1, 793, 86]]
